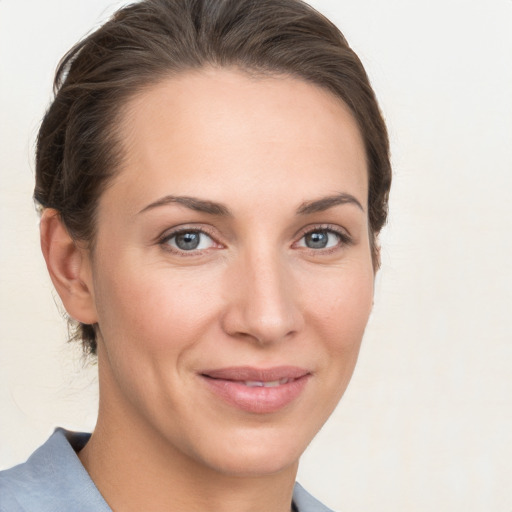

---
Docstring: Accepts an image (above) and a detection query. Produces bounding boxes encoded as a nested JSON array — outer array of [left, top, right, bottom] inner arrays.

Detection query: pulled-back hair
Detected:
[[35, 0, 391, 355]]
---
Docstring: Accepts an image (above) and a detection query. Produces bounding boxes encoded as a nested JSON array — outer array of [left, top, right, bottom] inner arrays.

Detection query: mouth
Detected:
[[200, 366, 311, 414]]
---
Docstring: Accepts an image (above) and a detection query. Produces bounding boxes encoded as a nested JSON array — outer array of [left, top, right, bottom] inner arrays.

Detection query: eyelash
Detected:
[[158, 224, 352, 256]]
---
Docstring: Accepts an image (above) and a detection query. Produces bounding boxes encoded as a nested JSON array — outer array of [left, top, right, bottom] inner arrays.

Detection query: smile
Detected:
[[200, 366, 311, 414]]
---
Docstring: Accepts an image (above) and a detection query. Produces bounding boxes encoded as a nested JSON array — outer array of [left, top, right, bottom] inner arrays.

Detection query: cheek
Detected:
[[305, 265, 374, 346], [91, 257, 222, 357], [291, 261, 374, 433], [302, 259, 374, 403]]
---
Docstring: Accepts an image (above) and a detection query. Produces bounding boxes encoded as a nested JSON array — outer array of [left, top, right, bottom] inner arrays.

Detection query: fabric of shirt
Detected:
[[0, 429, 335, 512]]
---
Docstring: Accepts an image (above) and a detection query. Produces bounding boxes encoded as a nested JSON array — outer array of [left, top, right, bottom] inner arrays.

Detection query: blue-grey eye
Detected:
[[167, 231, 215, 251], [300, 230, 340, 249]]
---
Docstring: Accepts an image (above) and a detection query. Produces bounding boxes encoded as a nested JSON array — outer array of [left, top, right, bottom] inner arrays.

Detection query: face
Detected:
[[85, 68, 374, 477]]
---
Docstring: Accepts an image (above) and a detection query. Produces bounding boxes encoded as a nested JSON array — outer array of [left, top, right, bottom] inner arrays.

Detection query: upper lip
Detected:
[[200, 366, 310, 382]]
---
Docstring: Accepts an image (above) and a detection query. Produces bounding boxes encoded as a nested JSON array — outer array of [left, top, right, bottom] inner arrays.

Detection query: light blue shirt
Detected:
[[0, 429, 335, 511]]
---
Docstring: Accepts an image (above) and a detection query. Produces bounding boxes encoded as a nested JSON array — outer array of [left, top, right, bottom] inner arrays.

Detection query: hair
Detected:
[[34, 0, 391, 356]]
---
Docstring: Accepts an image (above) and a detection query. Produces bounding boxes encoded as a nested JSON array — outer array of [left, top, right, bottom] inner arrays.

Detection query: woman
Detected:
[[0, 0, 390, 510]]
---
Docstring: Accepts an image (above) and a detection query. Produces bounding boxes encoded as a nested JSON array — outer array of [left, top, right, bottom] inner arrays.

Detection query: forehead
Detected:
[[108, 67, 368, 213]]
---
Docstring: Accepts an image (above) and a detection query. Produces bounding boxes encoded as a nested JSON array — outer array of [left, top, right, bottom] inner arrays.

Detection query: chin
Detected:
[[206, 450, 300, 478], [189, 425, 309, 477]]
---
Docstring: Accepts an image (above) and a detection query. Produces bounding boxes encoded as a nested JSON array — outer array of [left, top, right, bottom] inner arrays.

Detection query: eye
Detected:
[[163, 230, 216, 252], [296, 228, 349, 250], [301, 230, 338, 249]]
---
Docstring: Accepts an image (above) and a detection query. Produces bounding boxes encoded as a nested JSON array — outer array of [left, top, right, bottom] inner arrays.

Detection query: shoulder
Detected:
[[0, 428, 110, 512], [293, 482, 337, 512]]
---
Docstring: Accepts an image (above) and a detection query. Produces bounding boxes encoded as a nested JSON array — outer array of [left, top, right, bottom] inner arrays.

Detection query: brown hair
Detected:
[[35, 0, 391, 355]]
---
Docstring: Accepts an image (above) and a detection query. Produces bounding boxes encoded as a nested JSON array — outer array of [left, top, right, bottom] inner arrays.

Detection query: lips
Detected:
[[200, 366, 311, 414]]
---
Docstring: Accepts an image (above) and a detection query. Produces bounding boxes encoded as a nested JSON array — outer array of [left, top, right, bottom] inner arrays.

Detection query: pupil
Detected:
[[306, 231, 328, 249], [176, 232, 200, 250]]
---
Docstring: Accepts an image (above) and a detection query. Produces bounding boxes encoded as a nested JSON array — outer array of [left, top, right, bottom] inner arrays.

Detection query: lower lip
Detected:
[[201, 375, 310, 414]]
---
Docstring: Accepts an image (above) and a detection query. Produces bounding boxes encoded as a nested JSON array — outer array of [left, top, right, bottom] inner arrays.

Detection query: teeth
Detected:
[[244, 381, 264, 387], [244, 378, 290, 388]]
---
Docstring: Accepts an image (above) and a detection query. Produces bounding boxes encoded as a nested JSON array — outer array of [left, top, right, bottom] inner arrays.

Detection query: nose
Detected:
[[220, 248, 304, 345]]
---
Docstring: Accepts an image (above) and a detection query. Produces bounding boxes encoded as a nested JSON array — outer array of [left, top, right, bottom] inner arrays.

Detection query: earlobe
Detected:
[[40, 209, 98, 325]]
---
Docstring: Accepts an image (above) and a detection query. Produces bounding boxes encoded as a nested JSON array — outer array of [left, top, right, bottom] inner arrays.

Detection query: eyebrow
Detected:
[[138, 195, 232, 216], [138, 192, 364, 217], [296, 193, 364, 215]]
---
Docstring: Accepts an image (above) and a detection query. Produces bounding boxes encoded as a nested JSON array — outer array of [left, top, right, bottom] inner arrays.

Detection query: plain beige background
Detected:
[[1, 0, 511, 510]]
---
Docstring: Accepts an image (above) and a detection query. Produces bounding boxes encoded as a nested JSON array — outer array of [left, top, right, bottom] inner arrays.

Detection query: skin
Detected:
[[41, 68, 374, 512]]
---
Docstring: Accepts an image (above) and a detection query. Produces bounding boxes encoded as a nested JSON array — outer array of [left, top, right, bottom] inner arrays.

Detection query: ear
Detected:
[[40, 209, 98, 325]]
